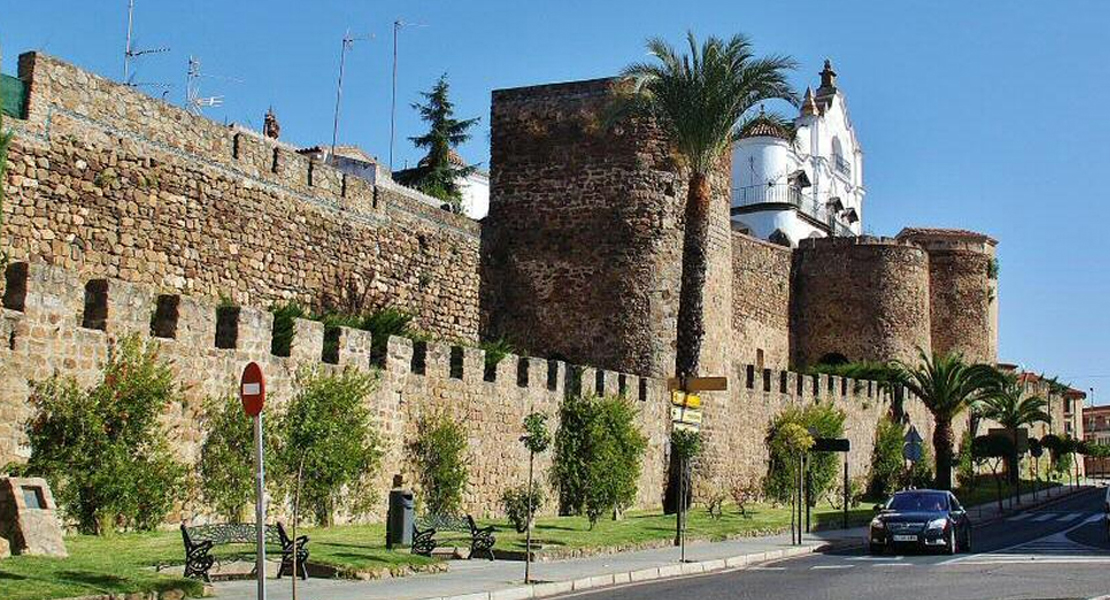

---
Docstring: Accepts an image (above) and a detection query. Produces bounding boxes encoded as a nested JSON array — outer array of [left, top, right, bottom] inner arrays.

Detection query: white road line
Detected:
[[1006, 512, 1034, 521], [847, 555, 904, 561], [873, 563, 911, 567], [748, 566, 786, 571], [811, 565, 853, 570], [1058, 512, 1084, 522], [1031, 513, 1056, 522]]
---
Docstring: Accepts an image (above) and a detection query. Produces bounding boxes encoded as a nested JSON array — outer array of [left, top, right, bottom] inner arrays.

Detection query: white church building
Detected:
[[730, 60, 864, 246]]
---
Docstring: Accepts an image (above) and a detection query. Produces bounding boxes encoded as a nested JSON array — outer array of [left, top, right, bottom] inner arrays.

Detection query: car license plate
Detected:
[[893, 535, 917, 542]]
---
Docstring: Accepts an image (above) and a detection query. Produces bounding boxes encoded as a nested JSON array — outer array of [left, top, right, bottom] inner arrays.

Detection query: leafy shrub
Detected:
[[198, 395, 279, 523], [763, 403, 844, 505], [671, 429, 703, 461], [868, 415, 905, 498], [805, 361, 902, 387], [501, 484, 545, 533], [480, 337, 515, 373], [270, 302, 307, 356], [19, 335, 187, 534], [903, 441, 934, 489], [729, 474, 762, 517], [361, 307, 422, 360], [412, 412, 470, 515], [522, 412, 552, 455], [956, 432, 977, 490], [552, 394, 647, 526], [277, 368, 383, 525]]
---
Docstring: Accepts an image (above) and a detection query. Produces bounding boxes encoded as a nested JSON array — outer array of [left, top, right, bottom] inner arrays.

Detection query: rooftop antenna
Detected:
[[123, 0, 170, 85], [331, 29, 374, 161], [185, 55, 241, 116], [390, 18, 427, 171]]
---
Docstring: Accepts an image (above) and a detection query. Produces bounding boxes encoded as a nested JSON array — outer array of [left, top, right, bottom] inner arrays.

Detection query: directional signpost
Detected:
[[240, 362, 267, 600], [903, 425, 924, 463], [668, 376, 727, 562]]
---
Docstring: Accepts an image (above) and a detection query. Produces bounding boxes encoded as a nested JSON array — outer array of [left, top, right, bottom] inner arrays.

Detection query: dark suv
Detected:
[[869, 489, 972, 555]]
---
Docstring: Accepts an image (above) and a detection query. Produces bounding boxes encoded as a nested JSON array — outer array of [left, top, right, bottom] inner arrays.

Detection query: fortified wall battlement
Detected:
[[0, 261, 952, 520], [1, 52, 481, 342]]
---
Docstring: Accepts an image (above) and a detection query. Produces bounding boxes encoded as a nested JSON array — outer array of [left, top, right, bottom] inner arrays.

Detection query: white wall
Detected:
[[460, 172, 490, 220]]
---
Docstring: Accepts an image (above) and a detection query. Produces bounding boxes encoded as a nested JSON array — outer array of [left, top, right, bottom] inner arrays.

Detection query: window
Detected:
[[82, 280, 109, 331], [215, 306, 239, 349], [2, 262, 28, 312], [150, 295, 180, 339]]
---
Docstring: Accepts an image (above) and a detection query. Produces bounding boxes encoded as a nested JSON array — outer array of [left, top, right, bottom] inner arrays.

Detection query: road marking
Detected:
[[847, 555, 904, 561], [748, 566, 786, 571], [873, 563, 911, 567], [1031, 513, 1056, 522], [1058, 512, 1084, 522], [811, 565, 853, 570], [1006, 512, 1034, 521]]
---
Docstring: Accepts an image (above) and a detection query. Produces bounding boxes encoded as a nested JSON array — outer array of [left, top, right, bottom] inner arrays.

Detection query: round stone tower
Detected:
[[897, 228, 998, 365], [791, 236, 932, 367]]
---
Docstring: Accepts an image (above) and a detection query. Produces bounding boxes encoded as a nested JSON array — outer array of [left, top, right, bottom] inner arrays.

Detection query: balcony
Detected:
[[733, 183, 856, 237], [833, 154, 852, 178]]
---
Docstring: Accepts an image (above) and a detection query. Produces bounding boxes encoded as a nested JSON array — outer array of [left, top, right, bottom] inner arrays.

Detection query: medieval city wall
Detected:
[[1, 52, 480, 342], [730, 231, 792, 370], [482, 78, 734, 379], [0, 262, 941, 522]]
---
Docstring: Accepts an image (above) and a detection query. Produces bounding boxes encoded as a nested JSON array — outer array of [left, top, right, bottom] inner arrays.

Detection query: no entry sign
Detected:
[[240, 362, 265, 416]]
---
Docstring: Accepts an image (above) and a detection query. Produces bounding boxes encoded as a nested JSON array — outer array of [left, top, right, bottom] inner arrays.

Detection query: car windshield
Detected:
[[887, 492, 948, 512]]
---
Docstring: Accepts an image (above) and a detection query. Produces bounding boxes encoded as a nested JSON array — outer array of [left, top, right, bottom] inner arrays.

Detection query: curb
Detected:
[[431, 543, 833, 600]]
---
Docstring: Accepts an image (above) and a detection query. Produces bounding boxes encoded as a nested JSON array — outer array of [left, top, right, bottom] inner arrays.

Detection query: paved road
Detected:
[[573, 487, 1110, 600]]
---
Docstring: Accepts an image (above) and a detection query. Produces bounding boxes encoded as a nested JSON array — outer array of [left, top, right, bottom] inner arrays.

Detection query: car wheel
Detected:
[[869, 543, 884, 556], [945, 528, 957, 555]]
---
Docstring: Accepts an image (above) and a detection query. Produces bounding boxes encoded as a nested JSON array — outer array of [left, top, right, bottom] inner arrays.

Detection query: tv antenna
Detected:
[[330, 29, 374, 161], [123, 0, 170, 85], [390, 18, 427, 171], [185, 56, 241, 116]]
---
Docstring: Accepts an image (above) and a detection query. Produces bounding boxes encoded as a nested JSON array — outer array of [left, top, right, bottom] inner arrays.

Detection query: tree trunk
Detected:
[[665, 172, 712, 514], [674, 172, 712, 379], [933, 417, 954, 491]]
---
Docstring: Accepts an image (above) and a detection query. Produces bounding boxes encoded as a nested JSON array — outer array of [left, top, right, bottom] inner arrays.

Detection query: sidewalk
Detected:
[[211, 527, 865, 600], [966, 481, 1098, 524], [210, 484, 1098, 600]]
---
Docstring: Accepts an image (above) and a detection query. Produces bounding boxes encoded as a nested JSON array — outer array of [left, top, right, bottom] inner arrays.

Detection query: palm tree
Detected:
[[977, 372, 1051, 492], [895, 350, 996, 490], [615, 32, 796, 379]]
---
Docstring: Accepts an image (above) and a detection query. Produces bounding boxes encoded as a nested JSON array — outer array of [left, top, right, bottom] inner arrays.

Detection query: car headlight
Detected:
[[926, 518, 948, 531], [870, 518, 885, 529]]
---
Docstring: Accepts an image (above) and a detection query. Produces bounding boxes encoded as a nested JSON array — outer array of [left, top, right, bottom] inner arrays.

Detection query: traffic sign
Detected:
[[904, 426, 923, 446], [240, 362, 265, 416], [813, 438, 850, 453], [670, 406, 703, 425], [670, 391, 702, 409], [672, 422, 699, 433], [667, 376, 728, 392]]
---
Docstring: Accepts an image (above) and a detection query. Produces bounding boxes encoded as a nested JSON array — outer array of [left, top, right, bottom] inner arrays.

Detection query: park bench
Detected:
[[180, 522, 309, 582], [411, 514, 495, 560]]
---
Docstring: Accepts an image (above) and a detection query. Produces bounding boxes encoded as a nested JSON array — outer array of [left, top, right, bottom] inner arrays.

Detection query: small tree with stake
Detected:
[[670, 428, 702, 559], [972, 434, 1013, 513], [520, 412, 551, 583]]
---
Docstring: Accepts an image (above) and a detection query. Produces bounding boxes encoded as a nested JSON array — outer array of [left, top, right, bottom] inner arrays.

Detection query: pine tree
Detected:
[[396, 74, 479, 212]]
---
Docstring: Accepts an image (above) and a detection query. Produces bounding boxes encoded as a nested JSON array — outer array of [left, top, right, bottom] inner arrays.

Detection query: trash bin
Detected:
[[386, 481, 415, 549]]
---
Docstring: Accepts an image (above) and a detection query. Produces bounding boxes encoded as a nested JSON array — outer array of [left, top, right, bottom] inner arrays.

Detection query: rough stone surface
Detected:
[[0, 476, 67, 557], [731, 232, 792, 369], [0, 535, 9, 558]]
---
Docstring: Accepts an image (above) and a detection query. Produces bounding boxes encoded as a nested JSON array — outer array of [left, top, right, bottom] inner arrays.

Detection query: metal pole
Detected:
[[330, 31, 351, 161], [525, 450, 534, 583], [254, 413, 266, 600], [843, 456, 849, 530], [678, 454, 685, 561], [389, 20, 400, 171], [124, 0, 135, 81], [805, 454, 811, 534]]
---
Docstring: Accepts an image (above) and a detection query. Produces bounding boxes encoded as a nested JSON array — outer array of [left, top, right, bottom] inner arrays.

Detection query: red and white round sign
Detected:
[[240, 362, 265, 416]]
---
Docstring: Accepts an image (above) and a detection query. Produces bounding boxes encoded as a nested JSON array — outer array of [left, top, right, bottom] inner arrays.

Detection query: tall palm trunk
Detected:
[[674, 172, 712, 379], [665, 172, 711, 515], [933, 417, 954, 491]]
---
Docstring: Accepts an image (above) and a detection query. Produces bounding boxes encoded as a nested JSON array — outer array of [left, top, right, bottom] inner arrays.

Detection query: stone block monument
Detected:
[[0, 476, 67, 557]]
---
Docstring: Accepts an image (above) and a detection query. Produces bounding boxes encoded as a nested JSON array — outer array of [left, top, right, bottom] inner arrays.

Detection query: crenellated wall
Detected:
[[1, 52, 480, 342], [0, 261, 948, 522], [731, 231, 792, 370]]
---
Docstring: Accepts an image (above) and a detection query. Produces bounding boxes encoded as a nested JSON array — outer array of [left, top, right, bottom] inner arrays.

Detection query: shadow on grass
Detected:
[[0, 571, 29, 580]]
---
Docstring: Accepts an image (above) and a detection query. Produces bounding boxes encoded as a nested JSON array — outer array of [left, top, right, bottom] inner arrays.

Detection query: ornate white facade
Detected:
[[730, 60, 864, 246]]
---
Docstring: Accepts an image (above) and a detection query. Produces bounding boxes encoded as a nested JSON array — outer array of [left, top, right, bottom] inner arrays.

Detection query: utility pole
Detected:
[[390, 19, 425, 171], [330, 30, 372, 162]]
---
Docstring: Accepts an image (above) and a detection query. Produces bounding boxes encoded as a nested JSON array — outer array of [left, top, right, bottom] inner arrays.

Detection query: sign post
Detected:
[[668, 376, 726, 562], [240, 362, 266, 600]]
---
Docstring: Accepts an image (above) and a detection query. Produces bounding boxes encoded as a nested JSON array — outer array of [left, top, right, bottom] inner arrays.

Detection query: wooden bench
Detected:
[[412, 514, 495, 560], [180, 522, 309, 582]]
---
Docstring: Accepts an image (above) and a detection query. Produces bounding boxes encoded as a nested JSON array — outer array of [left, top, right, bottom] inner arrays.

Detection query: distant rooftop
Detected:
[[897, 227, 997, 245]]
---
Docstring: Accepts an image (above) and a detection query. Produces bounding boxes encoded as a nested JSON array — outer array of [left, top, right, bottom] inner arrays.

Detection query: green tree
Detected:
[[972, 434, 1013, 512], [614, 32, 794, 378], [977, 371, 1050, 487], [868, 415, 905, 498], [763, 402, 845, 505], [394, 74, 479, 211], [552, 395, 647, 526], [19, 335, 187, 534], [277, 368, 383, 525], [412, 412, 470, 515], [894, 350, 996, 490], [197, 395, 279, 522]]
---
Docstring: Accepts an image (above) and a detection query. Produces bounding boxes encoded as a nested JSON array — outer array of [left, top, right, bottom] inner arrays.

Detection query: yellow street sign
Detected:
[[672, 422, 699, 433], [670, 391, 702, 409], [670, 406, 703, 425]]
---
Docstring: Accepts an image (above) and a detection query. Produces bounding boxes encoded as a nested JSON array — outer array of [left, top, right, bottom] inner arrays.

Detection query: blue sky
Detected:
[[2, 1, 1107, 404]]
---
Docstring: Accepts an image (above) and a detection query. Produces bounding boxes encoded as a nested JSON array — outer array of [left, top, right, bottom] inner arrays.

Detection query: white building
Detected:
[[730, 60, 864, 246]]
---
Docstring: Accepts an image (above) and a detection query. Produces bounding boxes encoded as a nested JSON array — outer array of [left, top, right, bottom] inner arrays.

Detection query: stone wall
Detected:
[[897, 231, 998, 364], [1, 52, 480, 342], [0, 261, 946, 523], [730, 231, 792, 370], [482, 78, 733, 379], [791, 236, 932, 368]]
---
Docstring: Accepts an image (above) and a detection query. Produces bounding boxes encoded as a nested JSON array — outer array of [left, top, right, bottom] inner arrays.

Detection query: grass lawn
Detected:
[[491, 500, 875, 554], [0, 523, 438, 600]]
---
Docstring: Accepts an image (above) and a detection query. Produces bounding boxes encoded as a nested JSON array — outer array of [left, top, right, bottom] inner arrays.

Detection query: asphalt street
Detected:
[[570, 487, 1110, 600]]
